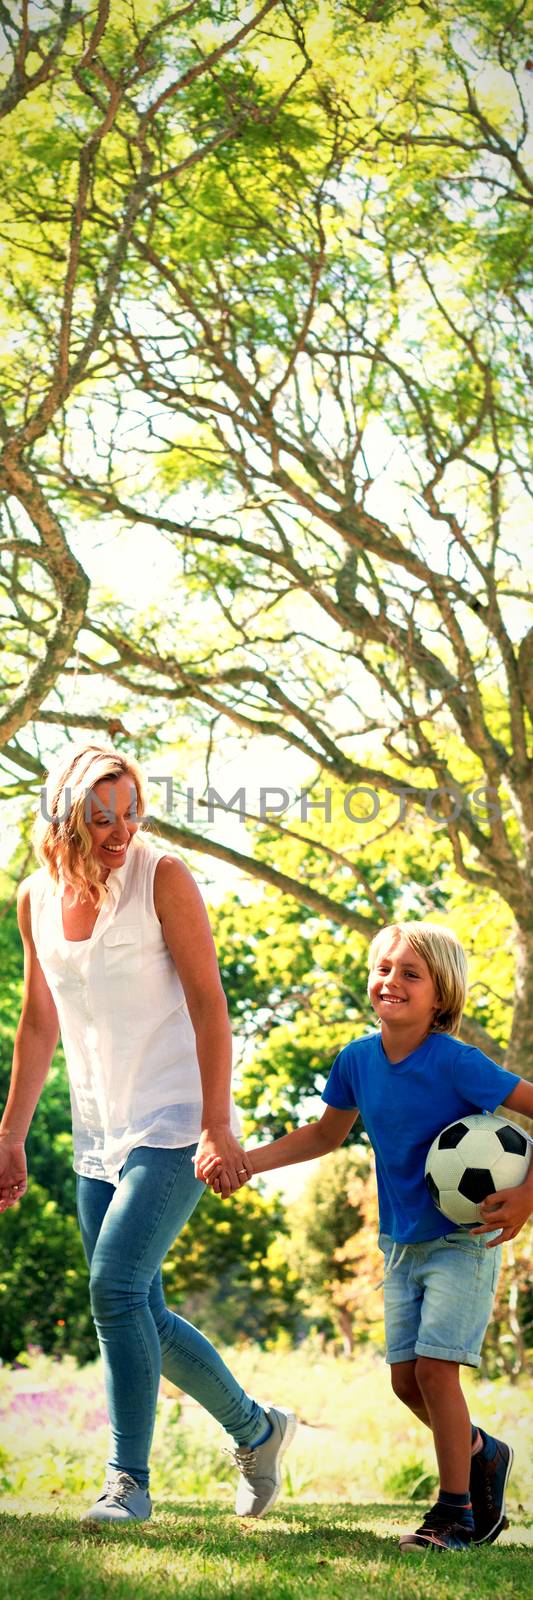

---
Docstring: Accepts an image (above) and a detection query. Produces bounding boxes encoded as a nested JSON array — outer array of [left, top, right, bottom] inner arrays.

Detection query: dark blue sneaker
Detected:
[[399, 1502, 473, 1553], [470, 1430, 513, 1545]]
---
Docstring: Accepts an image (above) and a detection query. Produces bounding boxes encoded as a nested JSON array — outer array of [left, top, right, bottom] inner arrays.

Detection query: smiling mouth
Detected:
[[102, 842, 127, 853], [379, 995, 406, 1004]]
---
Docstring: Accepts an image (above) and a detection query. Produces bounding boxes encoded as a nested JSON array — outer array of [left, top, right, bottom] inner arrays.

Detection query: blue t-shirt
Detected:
[[322, 1030, 520, 1244]]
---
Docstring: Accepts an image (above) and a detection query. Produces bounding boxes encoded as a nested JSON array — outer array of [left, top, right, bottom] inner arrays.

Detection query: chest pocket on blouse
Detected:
[[102, 925, 142, 973]]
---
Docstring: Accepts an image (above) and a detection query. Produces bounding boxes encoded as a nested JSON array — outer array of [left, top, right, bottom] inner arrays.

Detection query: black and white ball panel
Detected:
[[425, 1113, 531, 1225]]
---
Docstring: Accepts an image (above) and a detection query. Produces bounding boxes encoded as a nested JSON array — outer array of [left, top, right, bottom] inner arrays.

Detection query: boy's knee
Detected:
[[390, 1362, 419, 1405], [415, 1355, 456, 1394]]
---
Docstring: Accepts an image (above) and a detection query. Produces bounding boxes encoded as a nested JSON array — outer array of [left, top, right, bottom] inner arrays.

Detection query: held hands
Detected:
[[194, 1125, 253, 1198], [0, 1139, 27, 1213], [470, 1180, 533, 1246], [206, 1156, 255, 1197]]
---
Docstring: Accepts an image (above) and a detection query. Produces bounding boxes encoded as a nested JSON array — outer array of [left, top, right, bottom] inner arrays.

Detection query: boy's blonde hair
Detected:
[[34, 743, 148, 904], [368, 921, 468, 1037]]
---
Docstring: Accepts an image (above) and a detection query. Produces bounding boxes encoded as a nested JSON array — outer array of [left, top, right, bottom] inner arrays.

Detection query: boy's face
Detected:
[[368, 932, 439, 1035]]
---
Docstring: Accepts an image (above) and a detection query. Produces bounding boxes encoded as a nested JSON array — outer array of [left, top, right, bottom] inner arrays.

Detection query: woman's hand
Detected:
[[0, 1139, 27, 1213], [194, 1126, 253, 1197]]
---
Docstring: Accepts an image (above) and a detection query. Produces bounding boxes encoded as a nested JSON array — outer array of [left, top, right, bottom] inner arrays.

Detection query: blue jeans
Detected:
[[76, 1144, 265, 1487]]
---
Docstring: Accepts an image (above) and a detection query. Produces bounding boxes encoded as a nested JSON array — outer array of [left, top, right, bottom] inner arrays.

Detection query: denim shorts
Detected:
[[379, 1230, 502, 1368]]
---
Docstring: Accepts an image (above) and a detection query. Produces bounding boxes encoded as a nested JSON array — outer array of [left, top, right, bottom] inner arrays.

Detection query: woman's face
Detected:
[[84, 773, 140, 876]]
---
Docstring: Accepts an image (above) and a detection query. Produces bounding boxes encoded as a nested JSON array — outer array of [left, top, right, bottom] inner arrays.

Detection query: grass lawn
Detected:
[[0, 1500, 531, 1600], [1, 1347, 531, 1597]]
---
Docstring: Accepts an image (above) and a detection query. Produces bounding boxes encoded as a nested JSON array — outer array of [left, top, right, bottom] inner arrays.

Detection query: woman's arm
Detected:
[[154, 856, 252, 1196], [0, 882, 59, 1212]]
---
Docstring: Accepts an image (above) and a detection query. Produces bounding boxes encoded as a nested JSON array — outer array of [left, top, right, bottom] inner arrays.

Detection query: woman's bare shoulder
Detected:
[[17, 869, 48, 926], [153, 853, 201, 910]]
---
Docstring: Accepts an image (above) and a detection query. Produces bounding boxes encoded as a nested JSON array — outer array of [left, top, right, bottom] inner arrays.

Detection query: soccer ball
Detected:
[[425, 1113, 531, 1225]]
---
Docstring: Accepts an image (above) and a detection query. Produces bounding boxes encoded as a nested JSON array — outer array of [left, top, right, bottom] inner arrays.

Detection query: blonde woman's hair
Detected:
[[34, 744, 148, 904], [367, 921, 468, 1037]]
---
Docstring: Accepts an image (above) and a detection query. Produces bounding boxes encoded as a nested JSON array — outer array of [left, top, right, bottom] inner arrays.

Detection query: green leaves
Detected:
[[0, 0, 531, 1081], [163, 1182, 300, 1346]]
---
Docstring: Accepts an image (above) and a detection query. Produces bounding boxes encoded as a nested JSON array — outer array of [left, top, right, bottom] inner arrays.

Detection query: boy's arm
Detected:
[[205, 1105, 359, 1194], [502, 1080, 533, 1120], [248, 1105, 359, 1175], [471, 1078, 533, 1245]]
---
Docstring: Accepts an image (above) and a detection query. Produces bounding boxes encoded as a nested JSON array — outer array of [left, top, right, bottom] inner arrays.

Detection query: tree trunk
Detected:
[[505, 1242, 526, 1381], [505, 922, 533, 1081], [337, 1307, 355, 1357]]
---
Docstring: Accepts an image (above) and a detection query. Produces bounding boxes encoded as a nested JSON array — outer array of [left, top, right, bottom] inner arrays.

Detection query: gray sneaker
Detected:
[[230, 1404, 297, 1518], [81, 1470, 152, 1525]]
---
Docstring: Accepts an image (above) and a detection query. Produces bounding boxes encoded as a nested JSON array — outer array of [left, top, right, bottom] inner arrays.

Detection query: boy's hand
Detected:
[[203, 1151, 255, 1198], [471, 1179, 533, 1245], [194, 1127, 253, 1197]]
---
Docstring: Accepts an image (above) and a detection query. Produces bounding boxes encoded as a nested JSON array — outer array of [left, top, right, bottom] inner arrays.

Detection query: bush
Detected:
[[0, 1182, 96, 1364], [383, 1457, 437, 1501]]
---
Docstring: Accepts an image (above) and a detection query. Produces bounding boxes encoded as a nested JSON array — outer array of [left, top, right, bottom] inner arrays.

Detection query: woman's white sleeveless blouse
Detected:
[[28, 839, 239, 1184]]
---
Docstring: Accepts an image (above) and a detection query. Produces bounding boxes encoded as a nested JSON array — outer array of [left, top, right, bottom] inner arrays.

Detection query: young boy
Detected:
[[199, 922, 533, 1553]]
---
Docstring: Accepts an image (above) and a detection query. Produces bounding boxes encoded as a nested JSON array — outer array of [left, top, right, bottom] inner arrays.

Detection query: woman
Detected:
[[0, 744, 295, 1523]]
